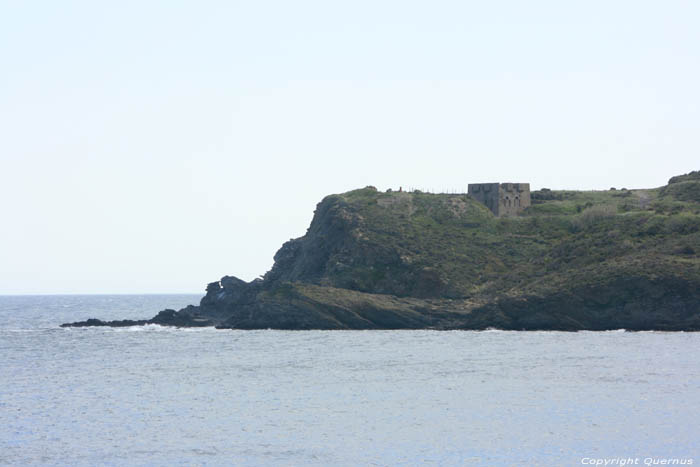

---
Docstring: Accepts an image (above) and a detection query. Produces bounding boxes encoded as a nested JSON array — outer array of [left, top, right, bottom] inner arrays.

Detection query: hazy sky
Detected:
[[2, 1, 699, 294]]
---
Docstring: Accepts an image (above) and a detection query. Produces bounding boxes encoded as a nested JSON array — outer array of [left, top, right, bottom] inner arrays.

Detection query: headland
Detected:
[[63, 171, 700, 331]]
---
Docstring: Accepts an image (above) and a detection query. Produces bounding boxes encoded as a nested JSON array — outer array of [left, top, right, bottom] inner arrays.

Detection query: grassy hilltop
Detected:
[[65, 171, 700, 330], [267, 183, 698, 299], [217, 170, 697, 330]]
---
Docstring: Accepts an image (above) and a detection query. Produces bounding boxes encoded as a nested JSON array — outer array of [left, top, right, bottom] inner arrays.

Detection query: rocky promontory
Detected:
[[63, 171, 700, 331]]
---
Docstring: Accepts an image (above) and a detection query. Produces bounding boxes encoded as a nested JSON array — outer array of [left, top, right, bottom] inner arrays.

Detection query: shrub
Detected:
[[576, 202, 594, 213], [571, 205, 617, 230], [613, 190, 632, 198], [532, 189, 564, 201], [638, 215, 667, 236], [660, 181, 700, 202], [665, 214, 700, 234], [674, 245, 696, 255], [668, 170, 700, 185]]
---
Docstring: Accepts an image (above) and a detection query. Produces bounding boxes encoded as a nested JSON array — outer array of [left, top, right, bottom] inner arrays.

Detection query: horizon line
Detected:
[[0, 292, 203, 296]]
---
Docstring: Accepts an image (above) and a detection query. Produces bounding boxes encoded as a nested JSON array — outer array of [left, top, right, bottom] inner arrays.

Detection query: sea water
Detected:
[[1, 295, 698, 466]]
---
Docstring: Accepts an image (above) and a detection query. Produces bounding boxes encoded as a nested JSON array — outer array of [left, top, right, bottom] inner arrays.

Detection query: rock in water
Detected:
[[62, 172, 700, 331]]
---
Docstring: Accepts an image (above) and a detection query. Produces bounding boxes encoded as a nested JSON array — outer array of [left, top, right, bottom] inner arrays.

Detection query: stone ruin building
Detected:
[[468, 183, 531, 216]]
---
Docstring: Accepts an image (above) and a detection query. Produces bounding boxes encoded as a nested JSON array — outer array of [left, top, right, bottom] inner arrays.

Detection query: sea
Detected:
[[0, 295, 698, 466]]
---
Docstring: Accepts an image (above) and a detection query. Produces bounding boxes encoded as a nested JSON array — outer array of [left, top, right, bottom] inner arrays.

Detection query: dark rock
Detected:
[[61, 318, 149, 328], [61, 175, 700, 331]]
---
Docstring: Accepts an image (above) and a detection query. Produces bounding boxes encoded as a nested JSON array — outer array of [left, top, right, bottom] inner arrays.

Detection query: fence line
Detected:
[[398, 187, 469, 195]]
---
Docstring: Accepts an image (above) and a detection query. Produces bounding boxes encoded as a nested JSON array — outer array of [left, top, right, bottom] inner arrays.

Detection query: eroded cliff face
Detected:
[[63, 174, 700, 331], [262, 195, 364, 286]]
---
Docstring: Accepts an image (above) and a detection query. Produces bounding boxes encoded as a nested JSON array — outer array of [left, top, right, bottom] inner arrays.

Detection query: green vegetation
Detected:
[[68, 171, 700, 330], [309, 182, 699, 300], [153, 171, 697, 331], [249, 172, 699, 329]]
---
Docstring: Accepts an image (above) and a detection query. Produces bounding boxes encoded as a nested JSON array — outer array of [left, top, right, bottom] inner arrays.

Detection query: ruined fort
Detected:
[[468, 183, 531, 216]]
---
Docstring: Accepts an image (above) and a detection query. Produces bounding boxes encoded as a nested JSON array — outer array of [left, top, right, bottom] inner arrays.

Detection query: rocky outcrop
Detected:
[[62, 174, 700, 331], [61, 308, 214, 328]]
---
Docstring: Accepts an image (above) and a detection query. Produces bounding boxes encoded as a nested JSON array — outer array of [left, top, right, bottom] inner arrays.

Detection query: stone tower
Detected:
[[468, 183, 531, 216]]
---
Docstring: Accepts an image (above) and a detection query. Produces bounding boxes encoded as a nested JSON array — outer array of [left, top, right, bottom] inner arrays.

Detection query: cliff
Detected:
[[63, 171, 700, 330]]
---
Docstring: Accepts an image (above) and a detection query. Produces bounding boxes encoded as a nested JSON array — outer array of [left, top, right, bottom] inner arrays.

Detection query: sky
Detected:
[[1, 0, 699, 294]]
